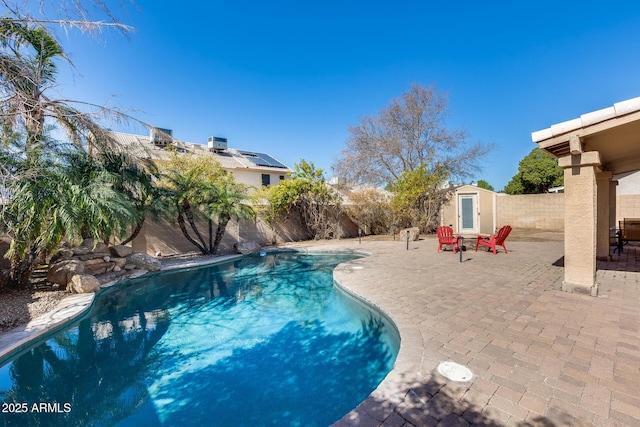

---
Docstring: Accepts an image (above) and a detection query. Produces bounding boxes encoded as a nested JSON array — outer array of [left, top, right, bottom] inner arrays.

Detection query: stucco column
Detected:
[[558, 152, 602, 296], [609, 180, 618, 229], [596, 171, 613, 261]]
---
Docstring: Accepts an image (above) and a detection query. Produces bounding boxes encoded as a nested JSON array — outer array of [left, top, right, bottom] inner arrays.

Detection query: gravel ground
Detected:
[[0, 285, 67, 333]]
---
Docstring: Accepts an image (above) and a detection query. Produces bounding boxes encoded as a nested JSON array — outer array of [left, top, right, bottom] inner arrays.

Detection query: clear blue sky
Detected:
[[48, 0, 640, 190]]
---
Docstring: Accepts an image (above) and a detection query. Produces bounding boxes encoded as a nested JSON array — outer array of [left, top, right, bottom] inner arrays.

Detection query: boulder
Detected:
[[77, 252, 110, 261], [234, 241, 261, 254], [111, 257, 127, 268], [84, 262, 115, 276], [125, 253, 161, 272], [80, 238, 109, 254], [399, 227, 420, 241], [47, 260, 85, 285], [110, 245, 133, 258], [67, 274, 101, 293], [49, 248, 74, 265], [72, 246, 90, 256], [83, 258, 109, 266]]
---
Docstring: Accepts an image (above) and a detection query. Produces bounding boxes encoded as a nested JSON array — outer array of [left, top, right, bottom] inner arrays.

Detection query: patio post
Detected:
[[596, 171, 613, 261], [558, 151, 601, 296]]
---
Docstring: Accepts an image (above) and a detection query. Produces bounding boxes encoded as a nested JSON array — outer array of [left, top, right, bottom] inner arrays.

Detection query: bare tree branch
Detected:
[[333, 83, 493, 186]]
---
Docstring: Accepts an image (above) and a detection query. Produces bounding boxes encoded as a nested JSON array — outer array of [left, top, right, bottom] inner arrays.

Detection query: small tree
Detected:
[[345, 187, 391, 235], [158, 153, 225, 254], [205, 174, 255, 255], [265, 160, 342, 240], [158, 153, 254, 255], [389, 164, 450, 232], [504, 148, 563, 194]]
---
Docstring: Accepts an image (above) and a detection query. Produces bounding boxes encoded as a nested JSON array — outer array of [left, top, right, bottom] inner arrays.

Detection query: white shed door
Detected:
[[458, 194, 478, 233]]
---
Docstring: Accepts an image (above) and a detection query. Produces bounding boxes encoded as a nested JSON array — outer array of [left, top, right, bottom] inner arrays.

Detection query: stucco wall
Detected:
[[496, 193, 564, 231], [231, 170, 287, 190]]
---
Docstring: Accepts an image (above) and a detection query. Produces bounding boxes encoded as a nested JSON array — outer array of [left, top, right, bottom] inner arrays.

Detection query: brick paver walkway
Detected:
[[284, 237, 640, 427]]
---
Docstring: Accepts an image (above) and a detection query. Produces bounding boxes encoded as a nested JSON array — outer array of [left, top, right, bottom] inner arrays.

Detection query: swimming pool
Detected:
[[0, 252, 399, 426]]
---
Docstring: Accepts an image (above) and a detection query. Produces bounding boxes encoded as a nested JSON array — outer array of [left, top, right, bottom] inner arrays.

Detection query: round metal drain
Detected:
[[437, 361, 474, 382]]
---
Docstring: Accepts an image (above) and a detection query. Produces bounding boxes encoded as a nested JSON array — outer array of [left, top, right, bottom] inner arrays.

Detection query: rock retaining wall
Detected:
[[47, 239, 161, 293]]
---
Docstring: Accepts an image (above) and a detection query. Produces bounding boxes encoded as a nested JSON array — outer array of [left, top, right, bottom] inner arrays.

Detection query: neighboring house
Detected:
[[109, 129, 291, 190], [440, 184, 498, 235]]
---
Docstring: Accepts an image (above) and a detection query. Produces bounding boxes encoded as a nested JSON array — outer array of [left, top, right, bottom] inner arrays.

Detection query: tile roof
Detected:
[[109, 131, 291, 172], [531, 96, 640, 142]]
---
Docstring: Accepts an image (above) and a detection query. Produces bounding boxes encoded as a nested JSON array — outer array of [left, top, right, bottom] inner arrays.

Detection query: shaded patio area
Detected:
[[282, 236, 639, 426]]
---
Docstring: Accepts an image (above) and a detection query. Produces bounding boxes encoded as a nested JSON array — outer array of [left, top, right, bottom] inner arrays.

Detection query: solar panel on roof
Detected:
[[238, 150, 288, 168]]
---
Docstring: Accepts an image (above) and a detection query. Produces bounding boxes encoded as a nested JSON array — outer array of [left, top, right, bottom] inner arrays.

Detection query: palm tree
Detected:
[[0, 22, 147, 287], [97, 151, 166, 245], [158, 153, 255, 255], [159, 153, 225, 255], [205, 174, 255, 255], [3, 147, 136, 287]]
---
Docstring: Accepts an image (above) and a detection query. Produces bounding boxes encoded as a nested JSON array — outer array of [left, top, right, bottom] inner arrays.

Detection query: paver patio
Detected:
[[282, 236, 639, 427]]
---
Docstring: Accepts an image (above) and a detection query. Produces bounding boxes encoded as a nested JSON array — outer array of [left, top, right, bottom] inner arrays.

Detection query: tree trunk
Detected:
[[212, 216, 230, 255], [182, 203, 207, 250], [176, 212, 207, 254], [9, 244, 40, 288], [208, 218, 213, 254], [120, 216, 145, 246]]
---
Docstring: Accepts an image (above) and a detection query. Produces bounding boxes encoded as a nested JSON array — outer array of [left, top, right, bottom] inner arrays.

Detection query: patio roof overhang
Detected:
[[532, 97, 640, 174]]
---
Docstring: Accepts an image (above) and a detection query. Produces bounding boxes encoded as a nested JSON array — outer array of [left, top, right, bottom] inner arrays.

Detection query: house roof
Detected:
[[531, 97, 640, 174], [109, 131, 291, 173]]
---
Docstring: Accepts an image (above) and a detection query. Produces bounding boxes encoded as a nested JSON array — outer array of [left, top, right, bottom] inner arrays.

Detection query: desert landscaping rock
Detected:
[[399, 227, 420, 241], [234, 240, 262, 254], [71, 246, 90, 256], [47, 260, 85, 285], [110, 245, 133, 258], [112, 257, 127, 268], [125, 253, 161, 271], [79, 239, 109, 254], [67, 274, 100, 293]]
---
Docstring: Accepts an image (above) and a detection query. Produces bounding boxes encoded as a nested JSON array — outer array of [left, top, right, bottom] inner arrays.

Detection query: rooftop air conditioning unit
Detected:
[[150, 127, 173, 146], [208, 136, 228, 151]]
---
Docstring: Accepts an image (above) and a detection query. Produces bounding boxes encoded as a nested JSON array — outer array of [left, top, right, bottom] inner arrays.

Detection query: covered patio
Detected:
[[532, 97, 640, 295]]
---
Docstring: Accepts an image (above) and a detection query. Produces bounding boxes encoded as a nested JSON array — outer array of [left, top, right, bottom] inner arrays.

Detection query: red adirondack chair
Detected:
[[436, 226, 461, 254], [475, 225, 512, 254]]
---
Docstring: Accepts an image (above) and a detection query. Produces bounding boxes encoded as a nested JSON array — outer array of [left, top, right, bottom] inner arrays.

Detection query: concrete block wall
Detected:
[[130, 209, 358, 256], [616, 194, 640, 226], [496, 193, 564, 231]]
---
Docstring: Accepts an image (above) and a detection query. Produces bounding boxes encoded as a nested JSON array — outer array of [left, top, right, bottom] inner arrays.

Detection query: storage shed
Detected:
[[440, 185, 498, 236]]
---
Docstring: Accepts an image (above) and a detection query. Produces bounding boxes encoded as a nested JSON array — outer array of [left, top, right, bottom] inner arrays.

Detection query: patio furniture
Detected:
[[475, 225, 512, 254], [436, 226, 461, 254], [617, 218, 640, 253]]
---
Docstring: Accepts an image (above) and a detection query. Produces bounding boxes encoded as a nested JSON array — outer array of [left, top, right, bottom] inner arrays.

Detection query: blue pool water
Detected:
[[0, 252, 399, 426]]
